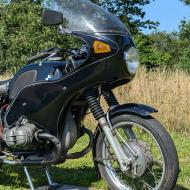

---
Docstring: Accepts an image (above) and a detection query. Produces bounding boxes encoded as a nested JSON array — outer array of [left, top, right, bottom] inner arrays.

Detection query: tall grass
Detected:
[[1, 68, 190, 134], [0, 69, 190, 189], [86, 67, 190, 134]]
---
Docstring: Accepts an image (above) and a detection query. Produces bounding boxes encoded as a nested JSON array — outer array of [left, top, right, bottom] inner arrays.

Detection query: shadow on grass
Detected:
[[0, 165, 189, 190], [0, 165, 98, 189]]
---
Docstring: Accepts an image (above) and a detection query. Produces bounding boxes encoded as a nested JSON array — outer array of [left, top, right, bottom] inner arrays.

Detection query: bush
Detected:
[[0, 1, 75, 74]]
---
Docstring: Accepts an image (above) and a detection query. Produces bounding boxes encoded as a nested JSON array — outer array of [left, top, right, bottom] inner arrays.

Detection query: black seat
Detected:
[[0, 79, 11, 97]]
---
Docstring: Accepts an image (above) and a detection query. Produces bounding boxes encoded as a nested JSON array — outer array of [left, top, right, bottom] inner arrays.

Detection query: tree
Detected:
[[178, 0, 190, 70], [9, 0, 159, 34], [134, 32, 181, 69], [92, 0, 159, 34], [181, 0, 190, 5], [0, 0, 159, 73], [177, 19, 190, 70], [179, 19, 190, 42], [0, 0, 77, 73]]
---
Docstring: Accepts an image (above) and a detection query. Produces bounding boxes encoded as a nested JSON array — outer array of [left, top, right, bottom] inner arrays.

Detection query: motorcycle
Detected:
[[0, 0, 179, 190]]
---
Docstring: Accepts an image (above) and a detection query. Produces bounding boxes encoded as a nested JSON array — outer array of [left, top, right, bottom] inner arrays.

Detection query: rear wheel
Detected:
[[95, 114, 179, 190]]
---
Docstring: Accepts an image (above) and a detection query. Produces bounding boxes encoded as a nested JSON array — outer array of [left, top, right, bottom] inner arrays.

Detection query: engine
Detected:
[[3, 118, 42, 150], [1, 117, 63, 166]]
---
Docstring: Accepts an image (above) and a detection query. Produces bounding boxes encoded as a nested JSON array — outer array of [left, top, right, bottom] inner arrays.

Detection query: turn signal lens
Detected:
[[93, 40, 111, 54]]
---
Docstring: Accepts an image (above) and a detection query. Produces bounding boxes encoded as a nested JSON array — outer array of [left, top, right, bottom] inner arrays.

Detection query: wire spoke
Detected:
[[147, 167, 161, 186], [97, 120, 165, 190], [140, 179, 154, 190]]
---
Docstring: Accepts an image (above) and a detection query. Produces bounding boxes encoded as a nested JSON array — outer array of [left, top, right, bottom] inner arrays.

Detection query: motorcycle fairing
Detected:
[[5, 34, 134, 135], [5, 60, 105, 135]]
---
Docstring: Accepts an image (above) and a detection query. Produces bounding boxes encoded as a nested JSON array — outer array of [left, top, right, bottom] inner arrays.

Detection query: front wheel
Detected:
[[95, 114, 179, 190]]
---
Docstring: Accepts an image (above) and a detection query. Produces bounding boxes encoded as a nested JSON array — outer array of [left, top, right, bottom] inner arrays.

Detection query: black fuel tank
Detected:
[[9, 61, 66, 100]]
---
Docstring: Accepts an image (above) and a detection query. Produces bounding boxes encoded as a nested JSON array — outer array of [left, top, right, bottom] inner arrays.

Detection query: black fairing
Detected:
[[6, 34, 135, 135]]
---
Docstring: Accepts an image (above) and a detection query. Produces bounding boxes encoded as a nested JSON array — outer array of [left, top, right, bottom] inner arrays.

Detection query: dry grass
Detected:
[[0, 69, 190, 189], [1, 68, 190, 134], [86, 67, 190, 134], [0, 75, 10, 80]]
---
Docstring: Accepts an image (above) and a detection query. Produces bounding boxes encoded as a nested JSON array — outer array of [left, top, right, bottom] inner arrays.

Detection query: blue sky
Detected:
[[143, 0, 190, 33]]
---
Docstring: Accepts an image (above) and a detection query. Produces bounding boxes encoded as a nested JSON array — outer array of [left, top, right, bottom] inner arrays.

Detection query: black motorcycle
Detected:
[[0, 0, 179, 189]]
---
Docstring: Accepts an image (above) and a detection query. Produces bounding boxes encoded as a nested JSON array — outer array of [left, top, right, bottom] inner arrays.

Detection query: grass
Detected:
[[0, 133, 190, 190], [0, 68, 190, 189], [85, 67, 190, 134], [121, 68, 190, 134]]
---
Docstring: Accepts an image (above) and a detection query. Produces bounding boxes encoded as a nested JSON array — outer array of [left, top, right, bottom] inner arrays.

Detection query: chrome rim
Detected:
[[101, 121, 166, 190]]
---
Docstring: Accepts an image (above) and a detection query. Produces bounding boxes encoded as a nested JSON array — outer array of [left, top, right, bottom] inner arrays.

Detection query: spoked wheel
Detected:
[[95, 114, 179, 190]]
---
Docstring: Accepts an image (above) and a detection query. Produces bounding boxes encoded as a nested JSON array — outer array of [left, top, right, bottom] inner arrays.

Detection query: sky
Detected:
[[143, 0, 190, 33]]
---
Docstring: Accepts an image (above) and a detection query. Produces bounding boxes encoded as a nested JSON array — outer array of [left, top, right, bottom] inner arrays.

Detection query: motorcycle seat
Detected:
[[0, 79, 11, 97]]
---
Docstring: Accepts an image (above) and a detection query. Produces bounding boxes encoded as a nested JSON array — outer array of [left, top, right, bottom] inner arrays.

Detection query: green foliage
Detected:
[[134, 32, 180, 69], [0, 0, 189, 73], [177, 19, 190, 70], [0, 133, 189, 189], [178, 48, 190, 70], [134, 17, 190, 71], [93, 0, 159, 34], [0, 0, 159, 74], [179, 19, 190, 41], [180, 0, 190, 75], [0, 0, 76, 74], [148, 32, 181, 68], [181, 0, 190, 5]]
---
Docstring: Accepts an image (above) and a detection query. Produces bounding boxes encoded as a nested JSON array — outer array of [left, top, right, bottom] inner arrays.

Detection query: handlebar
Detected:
[[27, 52, 51, 63], [27, 46, 88, 64], [27, 47, 63, 63]]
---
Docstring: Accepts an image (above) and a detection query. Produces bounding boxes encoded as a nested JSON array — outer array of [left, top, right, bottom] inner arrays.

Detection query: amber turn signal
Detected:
[[93, 40, 111, 54]]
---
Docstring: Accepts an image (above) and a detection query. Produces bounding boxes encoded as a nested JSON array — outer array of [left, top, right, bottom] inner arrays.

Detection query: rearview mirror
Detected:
[[42, 9, 63, 26]]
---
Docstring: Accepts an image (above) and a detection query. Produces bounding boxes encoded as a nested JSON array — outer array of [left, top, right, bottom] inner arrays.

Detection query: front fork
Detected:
[[86, 90, 133, 172], [98, 116, 131, 172]]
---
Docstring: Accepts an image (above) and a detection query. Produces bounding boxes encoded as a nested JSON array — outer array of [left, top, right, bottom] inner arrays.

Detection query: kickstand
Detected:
[[24, 166, 61, 190]]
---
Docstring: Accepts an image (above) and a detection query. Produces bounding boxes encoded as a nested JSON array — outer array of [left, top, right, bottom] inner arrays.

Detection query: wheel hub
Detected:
[[123, 141, 153, 178]]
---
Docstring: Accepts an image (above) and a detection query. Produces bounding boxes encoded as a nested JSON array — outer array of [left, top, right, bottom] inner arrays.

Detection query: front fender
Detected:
[[110, 103, 158, 117]]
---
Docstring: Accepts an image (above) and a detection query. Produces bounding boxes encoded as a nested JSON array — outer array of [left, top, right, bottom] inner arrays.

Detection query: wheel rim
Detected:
[[101, 121, 166, 190]]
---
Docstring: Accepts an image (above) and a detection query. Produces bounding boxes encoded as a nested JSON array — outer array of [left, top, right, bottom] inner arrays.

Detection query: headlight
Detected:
[[124, 47, 140, 75]]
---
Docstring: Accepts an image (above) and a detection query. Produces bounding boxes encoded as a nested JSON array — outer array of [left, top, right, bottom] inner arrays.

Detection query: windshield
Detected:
[[45, 0, 128, 33]]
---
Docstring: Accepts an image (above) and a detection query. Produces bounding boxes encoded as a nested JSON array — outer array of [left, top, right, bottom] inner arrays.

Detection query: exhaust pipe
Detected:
[[65, 127, 93, 159], [2, 132, 62, 166]]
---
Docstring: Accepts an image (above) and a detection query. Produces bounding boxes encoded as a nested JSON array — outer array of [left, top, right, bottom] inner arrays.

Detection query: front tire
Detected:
[[95, 114, 179, 190]]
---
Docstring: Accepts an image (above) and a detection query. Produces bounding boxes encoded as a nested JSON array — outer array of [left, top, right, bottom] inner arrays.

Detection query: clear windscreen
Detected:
[[45, 0, 128, 33]]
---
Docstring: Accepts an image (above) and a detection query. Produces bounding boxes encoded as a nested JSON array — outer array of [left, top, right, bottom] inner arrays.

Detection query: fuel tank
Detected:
[[9, 61, 66, 100]]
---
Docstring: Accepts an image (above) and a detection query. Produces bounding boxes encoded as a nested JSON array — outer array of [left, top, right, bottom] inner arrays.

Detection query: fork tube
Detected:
[[85, 91, 131, 172], [98, 117, 131, 171]]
